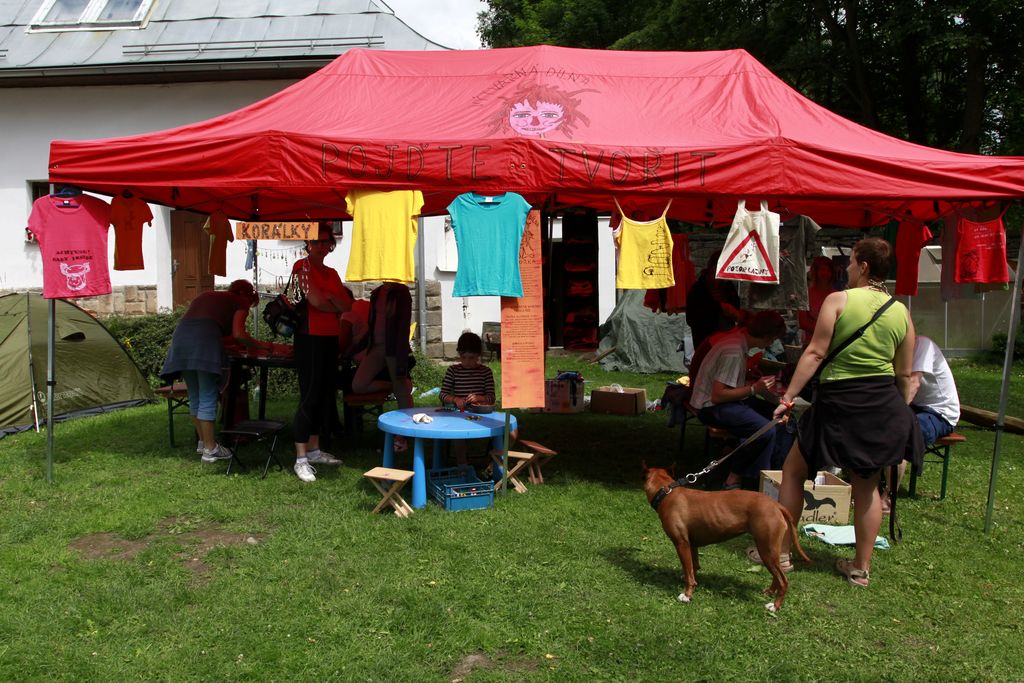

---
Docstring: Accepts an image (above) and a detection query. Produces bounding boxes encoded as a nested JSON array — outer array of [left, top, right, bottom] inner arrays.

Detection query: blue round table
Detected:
[[377, 407, 518, 509]]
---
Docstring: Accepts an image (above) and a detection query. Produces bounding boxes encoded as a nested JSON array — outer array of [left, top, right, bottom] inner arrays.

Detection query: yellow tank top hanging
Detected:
[[613, 198, 675, 289]]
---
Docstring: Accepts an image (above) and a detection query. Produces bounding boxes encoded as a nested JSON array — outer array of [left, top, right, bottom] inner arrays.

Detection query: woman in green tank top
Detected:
[[770, 238, 921, 588]]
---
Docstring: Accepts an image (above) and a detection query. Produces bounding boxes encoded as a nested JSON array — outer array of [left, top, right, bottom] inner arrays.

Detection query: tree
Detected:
[[478, 0, 1024, 155]]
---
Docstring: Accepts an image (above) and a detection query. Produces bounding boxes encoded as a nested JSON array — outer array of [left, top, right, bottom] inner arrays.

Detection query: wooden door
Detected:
[[171, 210, 213, 307]]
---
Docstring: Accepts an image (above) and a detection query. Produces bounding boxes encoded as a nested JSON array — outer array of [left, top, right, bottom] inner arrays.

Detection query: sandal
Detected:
[[835, 558, 870, 587], [745, 546, 793, 573]]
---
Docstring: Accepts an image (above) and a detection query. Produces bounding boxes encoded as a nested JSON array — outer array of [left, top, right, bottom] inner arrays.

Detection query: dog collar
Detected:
[[649, 481, 684, 511]]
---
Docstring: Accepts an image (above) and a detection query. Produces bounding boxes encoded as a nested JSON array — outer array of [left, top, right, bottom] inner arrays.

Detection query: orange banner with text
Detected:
[[500, 210, 545, 409]]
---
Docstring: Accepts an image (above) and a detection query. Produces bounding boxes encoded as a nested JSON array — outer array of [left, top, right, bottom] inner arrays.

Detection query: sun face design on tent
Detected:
[[487, 82, 596, 139]]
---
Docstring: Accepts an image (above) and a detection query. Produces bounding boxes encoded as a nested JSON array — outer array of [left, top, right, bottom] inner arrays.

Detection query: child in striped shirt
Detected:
[[440, 332, 496, 466]]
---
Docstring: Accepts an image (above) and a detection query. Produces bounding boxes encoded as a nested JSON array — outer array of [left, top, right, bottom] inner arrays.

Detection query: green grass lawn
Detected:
[[1, 356, 1022, 681]]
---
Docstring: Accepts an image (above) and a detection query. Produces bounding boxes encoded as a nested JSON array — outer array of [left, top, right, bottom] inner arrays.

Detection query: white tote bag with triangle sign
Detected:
[[716, 199, 780, 283]]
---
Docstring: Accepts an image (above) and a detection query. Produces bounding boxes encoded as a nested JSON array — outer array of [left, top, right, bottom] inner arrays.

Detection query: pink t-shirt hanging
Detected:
[[955, 215, 1009, 284], [27, 194, 112, 299]]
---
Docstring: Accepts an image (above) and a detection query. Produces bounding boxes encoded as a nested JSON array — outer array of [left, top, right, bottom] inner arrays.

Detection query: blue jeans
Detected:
[[913, 405, 954, 446], [181, 370, 220, 421], [698, 399, 795, 478]]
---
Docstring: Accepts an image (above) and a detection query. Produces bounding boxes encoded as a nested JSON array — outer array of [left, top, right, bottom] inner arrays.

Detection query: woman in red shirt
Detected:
[[290, 222, 353, 482]]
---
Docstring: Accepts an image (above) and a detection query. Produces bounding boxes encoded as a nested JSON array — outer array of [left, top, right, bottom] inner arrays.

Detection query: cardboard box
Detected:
[[759, 470, 851, 525], [590, 386, 648, 415], [544, 379, 585, 413]]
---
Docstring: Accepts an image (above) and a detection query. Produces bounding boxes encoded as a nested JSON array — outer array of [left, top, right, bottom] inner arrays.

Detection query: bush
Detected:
[[990, 327, 1024, 362], [103, 309, 450, 398], [103, 309, 185, 386], [410, 350, 446, 393]]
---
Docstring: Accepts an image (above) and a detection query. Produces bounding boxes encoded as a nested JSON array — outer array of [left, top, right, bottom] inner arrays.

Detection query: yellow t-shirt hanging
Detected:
[[345, 189, 424, 283], [613, 198, 675, 289]]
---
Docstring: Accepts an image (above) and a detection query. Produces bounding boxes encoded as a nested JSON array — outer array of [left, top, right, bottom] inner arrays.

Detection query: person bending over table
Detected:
[[351, 282, 414, 450], [161, 280, 271, 464], [690, 311, 792, 490], [291, 222, 353, 482], [772, 237, 922, 587], [439, 332, 498, 468], [880, 334, 960, 511]]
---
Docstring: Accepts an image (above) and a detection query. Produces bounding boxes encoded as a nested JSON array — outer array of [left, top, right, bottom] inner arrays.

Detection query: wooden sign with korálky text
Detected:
[[235, 222, 316, 241]]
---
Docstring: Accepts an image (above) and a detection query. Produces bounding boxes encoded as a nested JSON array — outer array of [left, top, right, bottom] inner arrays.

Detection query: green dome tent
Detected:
[[0, 293, 153, 438]]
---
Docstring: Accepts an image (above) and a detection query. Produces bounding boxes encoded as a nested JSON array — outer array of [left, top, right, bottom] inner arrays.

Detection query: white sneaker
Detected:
[[307, 450, 342, 466], [294, 461, 317, 482], [196, 440, 204, 454], [201, 444, 233, 463]]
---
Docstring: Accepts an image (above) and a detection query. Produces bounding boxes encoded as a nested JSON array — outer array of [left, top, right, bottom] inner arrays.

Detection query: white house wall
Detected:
[[1, 79, 618, 344], [0, 80, 294, 309]]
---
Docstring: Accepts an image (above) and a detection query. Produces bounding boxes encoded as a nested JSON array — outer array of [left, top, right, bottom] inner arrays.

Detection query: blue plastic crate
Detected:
[[427, 467, 494, 511]]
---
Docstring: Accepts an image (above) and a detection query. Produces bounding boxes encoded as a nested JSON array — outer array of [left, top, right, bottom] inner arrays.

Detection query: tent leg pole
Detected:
[[501, 411, 510, 496], [416, 216, 427, 356], [984, 229, 1024, 533], [46, 298, 55, 483]]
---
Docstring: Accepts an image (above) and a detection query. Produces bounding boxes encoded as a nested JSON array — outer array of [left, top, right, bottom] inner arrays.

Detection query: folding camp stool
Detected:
[[363, 467, 415, 518], [489, 450, 534, 493], [679, 400, 702, 453], [703, 425, 738, 460], [154, 382, 189, 447], [218, 420, 286, 478], [342, 390, 391, 433], [909, 432, 965, 499], [514, 439, 557, 485]]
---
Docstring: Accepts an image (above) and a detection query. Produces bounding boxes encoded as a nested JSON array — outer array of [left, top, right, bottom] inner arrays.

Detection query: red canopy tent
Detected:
[[47, 45, 1023, 530], [49, 45, 1024, 225]]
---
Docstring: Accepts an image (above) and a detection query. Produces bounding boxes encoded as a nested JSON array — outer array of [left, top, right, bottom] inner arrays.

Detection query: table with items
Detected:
[[224, 348, 295, 428], [377, 407, 518, 509]]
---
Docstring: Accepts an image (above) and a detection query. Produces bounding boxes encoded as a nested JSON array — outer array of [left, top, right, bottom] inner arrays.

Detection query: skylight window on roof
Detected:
[[29, 0, 154, 31]]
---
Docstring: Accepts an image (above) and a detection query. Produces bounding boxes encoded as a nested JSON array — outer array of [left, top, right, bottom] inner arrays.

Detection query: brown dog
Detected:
[[643, 464, 810, 612]]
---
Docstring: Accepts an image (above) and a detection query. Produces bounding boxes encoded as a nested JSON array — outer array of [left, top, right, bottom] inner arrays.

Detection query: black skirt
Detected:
[[797, 376, 923, 478]]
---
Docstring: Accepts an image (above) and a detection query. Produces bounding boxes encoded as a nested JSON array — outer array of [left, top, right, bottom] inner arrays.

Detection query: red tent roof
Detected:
[[49, 45, 1024, 225]]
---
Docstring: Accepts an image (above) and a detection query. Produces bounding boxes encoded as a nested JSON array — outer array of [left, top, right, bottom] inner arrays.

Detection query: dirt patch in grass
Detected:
[[68, 532, 150, 561], [449, 650, 540, 681], [68, 517, 265, 581]]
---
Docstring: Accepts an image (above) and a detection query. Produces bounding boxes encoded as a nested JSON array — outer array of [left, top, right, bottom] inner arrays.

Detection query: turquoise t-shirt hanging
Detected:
[[447, 192, 532, 297]]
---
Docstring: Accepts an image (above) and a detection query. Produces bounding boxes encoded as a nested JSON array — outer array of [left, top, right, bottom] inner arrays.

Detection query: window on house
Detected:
[[30, 181, 52, 203], [29, 0, 154, 31]]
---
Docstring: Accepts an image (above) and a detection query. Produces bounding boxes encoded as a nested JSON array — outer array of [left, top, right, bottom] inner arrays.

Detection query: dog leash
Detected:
[[682, 416, 784, 484], [652, 417, 785, 510]]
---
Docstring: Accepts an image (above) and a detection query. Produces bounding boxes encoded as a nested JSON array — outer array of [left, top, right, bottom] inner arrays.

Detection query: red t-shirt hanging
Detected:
[[204, 209, 234, 276], [28, 194, 112, 299], [109, 194, 154, 270], [955, 216, 1009, 284], [894, 221, 932, 296]]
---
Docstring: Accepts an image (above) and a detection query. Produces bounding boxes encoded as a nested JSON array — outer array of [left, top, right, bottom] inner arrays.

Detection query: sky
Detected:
[[381, 0, 488, 50]]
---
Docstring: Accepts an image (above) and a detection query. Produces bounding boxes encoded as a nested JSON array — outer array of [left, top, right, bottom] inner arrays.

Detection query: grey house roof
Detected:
[[0, 0, 448, 84]]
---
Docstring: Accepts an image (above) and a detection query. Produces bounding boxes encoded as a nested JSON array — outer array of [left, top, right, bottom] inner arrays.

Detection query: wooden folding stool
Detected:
[[363, 467, 415, 518], [490, 450, 534, 493], [515, 439, 557, 485]]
